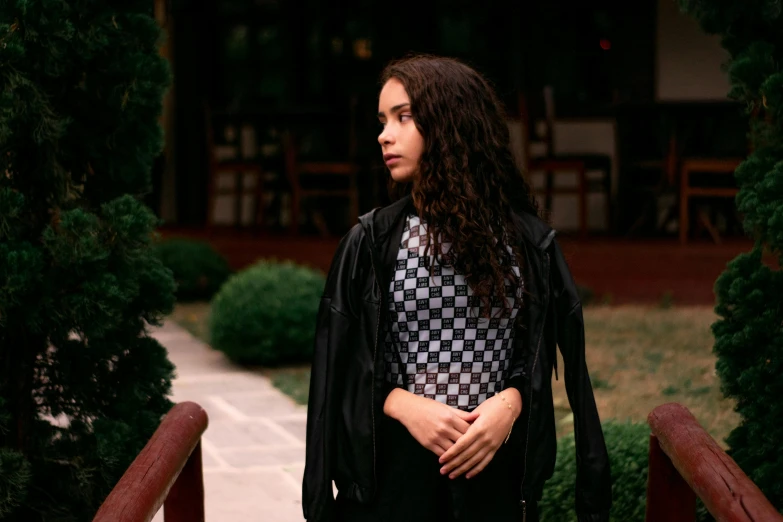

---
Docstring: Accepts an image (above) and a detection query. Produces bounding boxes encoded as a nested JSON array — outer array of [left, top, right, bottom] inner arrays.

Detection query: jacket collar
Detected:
[[512, 209, 557, 251], [358, 194, 556, 252], [358, 194, 414, 248]]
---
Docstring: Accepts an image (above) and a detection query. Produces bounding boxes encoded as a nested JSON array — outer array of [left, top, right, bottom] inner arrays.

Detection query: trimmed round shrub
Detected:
[[153, 238, 232, 301], [209, 260, 325, 365], [540, 420, 650, 521]]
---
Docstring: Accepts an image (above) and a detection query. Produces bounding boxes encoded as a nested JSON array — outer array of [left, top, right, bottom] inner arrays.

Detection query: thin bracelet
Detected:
[[498, 392, 517, 443]]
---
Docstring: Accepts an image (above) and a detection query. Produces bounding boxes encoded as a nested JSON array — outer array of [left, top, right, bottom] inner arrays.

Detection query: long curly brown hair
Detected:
[[380, 54, 540, 318]]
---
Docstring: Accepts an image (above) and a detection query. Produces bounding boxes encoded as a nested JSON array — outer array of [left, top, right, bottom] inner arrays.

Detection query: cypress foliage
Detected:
[[681, 0, 783, 511], [0, 1, 176, 519]]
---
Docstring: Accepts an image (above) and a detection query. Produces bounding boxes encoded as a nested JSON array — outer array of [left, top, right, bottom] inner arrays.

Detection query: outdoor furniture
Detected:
[[517, 87, 613, 236], [282, 96, 360, 236], [620, 119, 680, 237], [205, 104, 265, 230], [677, 107, 749, 244], [678, 157, 742, 244], [614, 101, 744, 238]]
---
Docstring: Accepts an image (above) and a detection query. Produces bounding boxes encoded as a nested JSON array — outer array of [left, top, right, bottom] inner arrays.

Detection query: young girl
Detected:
[[303, 54, 611, 522]]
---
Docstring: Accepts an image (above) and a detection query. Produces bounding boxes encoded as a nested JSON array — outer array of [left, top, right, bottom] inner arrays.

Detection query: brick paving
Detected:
[[150, 321, 305, 522]]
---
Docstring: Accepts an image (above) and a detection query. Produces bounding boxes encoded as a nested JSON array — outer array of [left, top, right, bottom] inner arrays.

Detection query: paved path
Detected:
[[150, 321, 306, 522]]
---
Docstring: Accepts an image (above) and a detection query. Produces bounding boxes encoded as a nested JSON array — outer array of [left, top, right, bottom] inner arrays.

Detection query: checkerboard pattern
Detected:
[[383, 214, 522, 411]]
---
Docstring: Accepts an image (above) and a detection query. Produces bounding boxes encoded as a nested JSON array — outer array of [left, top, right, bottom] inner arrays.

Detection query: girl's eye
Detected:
[[400, 114, 412, 122]]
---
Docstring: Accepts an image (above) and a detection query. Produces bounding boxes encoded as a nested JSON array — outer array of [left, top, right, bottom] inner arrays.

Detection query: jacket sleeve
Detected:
[[502, 244, 532, 396], [503, 344, 526, 395], [302, 226, 362, 522], [551, 240, 612, 522]]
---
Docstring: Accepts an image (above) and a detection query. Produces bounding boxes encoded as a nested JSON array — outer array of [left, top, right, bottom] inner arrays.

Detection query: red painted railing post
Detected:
[[647, 403, 783, 522], [164, 440, 205, 522], [645, 433, 696, 522], [93, 401, 209, 522]]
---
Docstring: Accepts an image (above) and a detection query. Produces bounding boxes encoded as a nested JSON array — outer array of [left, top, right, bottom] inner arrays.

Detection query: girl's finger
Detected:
[[438, 428, 475, 464], [440, 437, 481, 474], [449, 447, 487, 479], [428, 441, 449, 457], [452, 417, 472, 434], [465, 450, 495, 479], [453, 408, 480, 422], [445, 426, 464, 443]]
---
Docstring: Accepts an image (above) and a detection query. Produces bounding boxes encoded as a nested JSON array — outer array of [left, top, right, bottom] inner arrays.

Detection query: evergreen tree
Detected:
[[681, 0, 783, 511], [0, 1, 176, 519]]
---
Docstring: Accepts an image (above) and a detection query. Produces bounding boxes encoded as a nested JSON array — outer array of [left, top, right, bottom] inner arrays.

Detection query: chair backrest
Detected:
[[542, 85, 556, 158], [282, 130, 298, 184], [516, 92, 534, 170], [516, 87, 558, 167], [347, 94, 358, 160], [203, 102, 218, 173], [284, 94, 360, 177]]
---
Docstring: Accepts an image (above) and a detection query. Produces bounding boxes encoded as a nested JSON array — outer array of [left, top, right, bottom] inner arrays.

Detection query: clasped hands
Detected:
[[383, 387, 522, 480]]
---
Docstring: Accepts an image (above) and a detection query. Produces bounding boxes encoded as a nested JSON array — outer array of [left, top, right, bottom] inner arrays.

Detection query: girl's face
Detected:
[[377, 78, 424, 184]]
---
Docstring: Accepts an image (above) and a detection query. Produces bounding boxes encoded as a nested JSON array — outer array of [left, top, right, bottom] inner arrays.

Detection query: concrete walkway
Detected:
[[150, 321, 306, 522]]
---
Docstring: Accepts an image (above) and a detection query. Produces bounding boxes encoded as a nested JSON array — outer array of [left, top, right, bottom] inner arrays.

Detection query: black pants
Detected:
[[335, 416, 538, 522]]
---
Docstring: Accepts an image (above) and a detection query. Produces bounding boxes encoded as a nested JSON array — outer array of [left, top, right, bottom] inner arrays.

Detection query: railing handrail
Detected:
[[647, 402, 782, 521], [93, 401, 209, 522]]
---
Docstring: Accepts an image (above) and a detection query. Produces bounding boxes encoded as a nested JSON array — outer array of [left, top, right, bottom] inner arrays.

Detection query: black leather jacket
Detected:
[[303, 195, 612, 521]]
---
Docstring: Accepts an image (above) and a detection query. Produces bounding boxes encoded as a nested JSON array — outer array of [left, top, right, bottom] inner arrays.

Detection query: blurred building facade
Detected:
[[152, 0, 747, 243]]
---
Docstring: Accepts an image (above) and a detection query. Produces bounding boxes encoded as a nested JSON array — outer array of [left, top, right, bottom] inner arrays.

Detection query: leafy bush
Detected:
[[209, 260, 325, 365], [153, 238, 232, 301], [540, 420, 650, 521]]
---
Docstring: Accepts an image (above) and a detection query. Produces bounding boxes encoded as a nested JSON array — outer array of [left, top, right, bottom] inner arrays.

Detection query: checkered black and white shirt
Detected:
[[383, 213, 522, 411]]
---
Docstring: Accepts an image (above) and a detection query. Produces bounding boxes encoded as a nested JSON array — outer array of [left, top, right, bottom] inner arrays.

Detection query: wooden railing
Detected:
[[93, 401, 209, 522], [646, 402, 782, 522]]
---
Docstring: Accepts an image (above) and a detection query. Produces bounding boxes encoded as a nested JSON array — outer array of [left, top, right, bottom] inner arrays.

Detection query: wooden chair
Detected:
[[205, 105, 265, 230], [678, 158, 742, 244], [518, 88, 613, 236], [623, 122, 680, 237], [283, 96, 360, 236], [678, 108, 751, 244]]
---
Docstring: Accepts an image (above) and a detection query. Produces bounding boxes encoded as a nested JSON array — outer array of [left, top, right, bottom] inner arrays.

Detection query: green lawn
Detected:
[[168, 303, 738, 444], [556, 306, 738, 445]]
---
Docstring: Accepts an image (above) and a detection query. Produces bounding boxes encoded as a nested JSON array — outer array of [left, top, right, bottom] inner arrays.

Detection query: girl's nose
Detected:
[[378, 127, 394, 146]]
